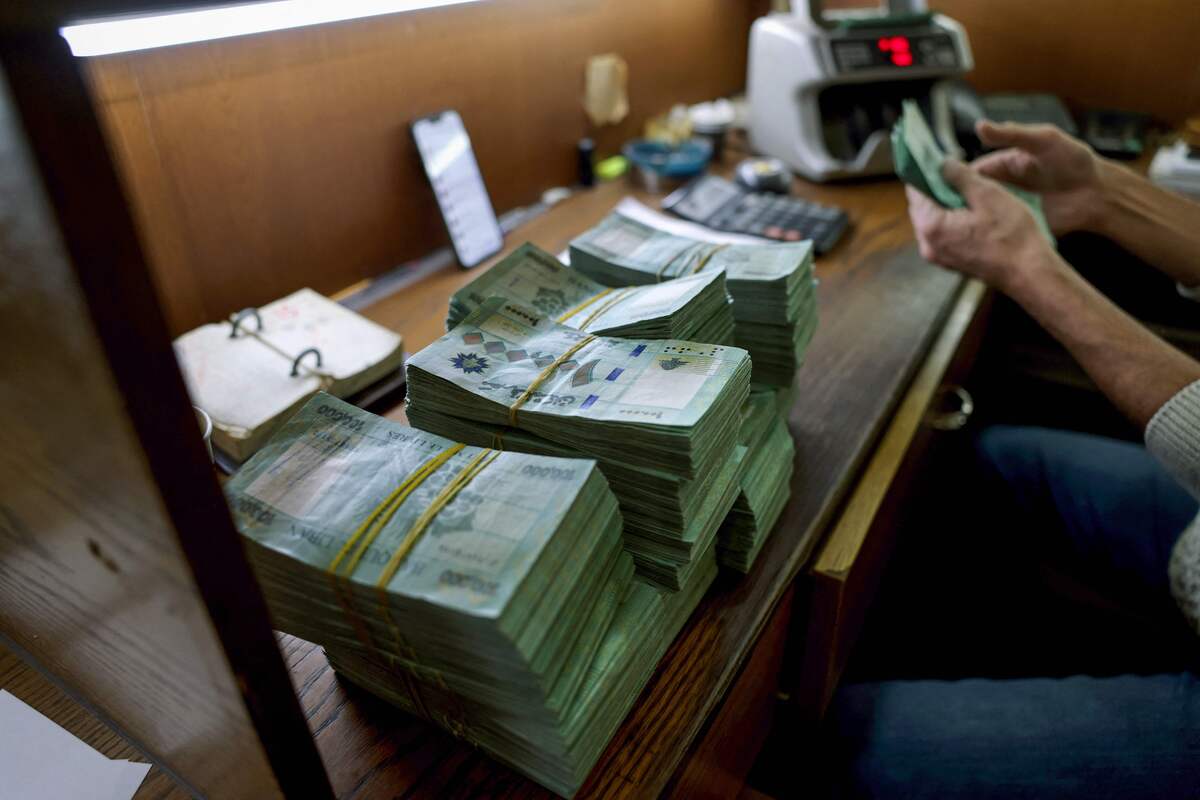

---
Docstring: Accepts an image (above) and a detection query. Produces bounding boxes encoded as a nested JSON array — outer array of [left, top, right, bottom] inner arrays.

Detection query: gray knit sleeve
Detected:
[[1144, 379, 1200, 637], [1145, 380, 1200, 499]]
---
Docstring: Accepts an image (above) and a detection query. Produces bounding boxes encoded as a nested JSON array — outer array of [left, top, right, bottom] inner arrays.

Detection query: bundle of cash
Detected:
[[325, 551, 715, 797], [405, 405, 739, 591], [718, 386, 796, 572], [892, 99, 1054, 242], [224, 394, 676, 797], [405, 297, 751, 590], [569, 215, 819, 386], [447, 242, 735, 345]]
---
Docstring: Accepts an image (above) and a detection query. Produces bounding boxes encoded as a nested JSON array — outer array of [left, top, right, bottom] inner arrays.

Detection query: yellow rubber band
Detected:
[[689, 244, 729, 274], [655, 242, 703, 281], [322, 445, 468, 655], [374, 448, 500, 589], [325, 574, 380, 654], [556, 288, 614, 325], [507, 335, 596, 427], [327, 443, 465, 577], [576, 287, 636, 332]]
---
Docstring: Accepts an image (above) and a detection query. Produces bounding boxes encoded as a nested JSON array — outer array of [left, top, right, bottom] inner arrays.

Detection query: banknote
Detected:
[[892, 99, 967, 209], [570, 213, 813, 285], [447, 242, 729, 339], [893, 100, 1055, 242], [227, 394, 604, 617], [412, 296, 749, 429]]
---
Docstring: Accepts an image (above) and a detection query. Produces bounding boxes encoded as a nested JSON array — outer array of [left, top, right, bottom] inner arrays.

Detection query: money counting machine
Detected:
[[748, 0, 973, 182]]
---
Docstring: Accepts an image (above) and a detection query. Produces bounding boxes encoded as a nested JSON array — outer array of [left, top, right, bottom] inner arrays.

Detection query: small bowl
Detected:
[[623, 138, 713, 192]]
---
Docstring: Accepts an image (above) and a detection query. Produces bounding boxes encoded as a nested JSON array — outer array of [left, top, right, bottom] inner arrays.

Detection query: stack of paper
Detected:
[[447, 242, 735, 345], [569, 216, 818, 386], [224, 395, 686, 797], [718, 385, 796, 572], [405, 297, 750, 591]]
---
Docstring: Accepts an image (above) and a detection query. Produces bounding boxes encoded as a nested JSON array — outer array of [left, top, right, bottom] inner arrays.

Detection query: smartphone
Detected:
[[411, 110, 504, 269]]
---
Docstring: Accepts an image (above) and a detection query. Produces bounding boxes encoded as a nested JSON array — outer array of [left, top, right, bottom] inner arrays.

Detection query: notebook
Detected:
[[175, 288, 405, 464]]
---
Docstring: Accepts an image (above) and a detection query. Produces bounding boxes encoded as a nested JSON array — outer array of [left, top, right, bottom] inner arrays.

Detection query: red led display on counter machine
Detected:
[[877, 35, 913, 67]]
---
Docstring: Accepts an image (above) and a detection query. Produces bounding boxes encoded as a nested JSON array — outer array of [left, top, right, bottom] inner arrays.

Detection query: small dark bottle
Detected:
[[577, 138, 596, 187]]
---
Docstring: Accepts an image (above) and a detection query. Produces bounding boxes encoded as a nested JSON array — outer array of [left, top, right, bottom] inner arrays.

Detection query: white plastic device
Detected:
[[747, 0, 973, 182]]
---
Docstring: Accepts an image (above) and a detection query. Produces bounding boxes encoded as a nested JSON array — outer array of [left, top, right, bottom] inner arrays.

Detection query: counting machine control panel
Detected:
[[830, 32, 960, 73]]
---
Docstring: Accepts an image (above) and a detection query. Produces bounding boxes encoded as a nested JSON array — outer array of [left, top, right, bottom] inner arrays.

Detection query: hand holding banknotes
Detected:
[[905, 159, 1064, 292], [972, 120, 1104, 235]]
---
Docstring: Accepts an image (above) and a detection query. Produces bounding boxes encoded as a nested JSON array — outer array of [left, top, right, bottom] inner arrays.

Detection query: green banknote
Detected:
[[569, 216, 819, 387], [893, 99, 1054, 242], [447, 242, 734, 344], [406, 296, 750, 590], [325, 543, 716, 798], [225, 394, 632, 706], [569, 215, 813, 295], [717, 385, 796, 572], [892, 98, 967, 209], [407, 296, 750, 476], [223, 394, 709, 797]]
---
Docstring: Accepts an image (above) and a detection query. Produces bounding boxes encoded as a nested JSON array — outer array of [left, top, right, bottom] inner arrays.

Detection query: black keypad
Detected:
[[662, 175, 850, 254]]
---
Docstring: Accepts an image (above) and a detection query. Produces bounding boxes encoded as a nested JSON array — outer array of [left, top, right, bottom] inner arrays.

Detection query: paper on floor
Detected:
[[0, 690, 151, 800]]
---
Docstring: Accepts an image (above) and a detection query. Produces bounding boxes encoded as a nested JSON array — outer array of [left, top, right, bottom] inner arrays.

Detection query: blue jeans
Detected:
[[830, 426, 1200, 799]]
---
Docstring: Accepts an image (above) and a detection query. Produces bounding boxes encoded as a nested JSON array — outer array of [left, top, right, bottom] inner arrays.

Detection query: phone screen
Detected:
[[411, 111, 504, 268]]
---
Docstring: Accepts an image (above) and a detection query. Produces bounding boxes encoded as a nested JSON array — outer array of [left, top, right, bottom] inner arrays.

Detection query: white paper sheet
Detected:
[[558, 196, 765, 265], [0, 690, 151, 800], [612, 197, 765, 245]]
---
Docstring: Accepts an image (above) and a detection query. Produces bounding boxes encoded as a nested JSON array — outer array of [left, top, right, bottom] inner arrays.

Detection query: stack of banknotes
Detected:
[[224, 395, 710, 797], [323, 561, 711, 797], [569, 215, 818, 386], [447, 242, 735, 345], [718, 385, 796, 572], [406, 296, 751, 592]]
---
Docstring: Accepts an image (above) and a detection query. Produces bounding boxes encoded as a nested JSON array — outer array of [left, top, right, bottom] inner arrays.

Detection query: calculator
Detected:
[[661, 175, 850, 254]]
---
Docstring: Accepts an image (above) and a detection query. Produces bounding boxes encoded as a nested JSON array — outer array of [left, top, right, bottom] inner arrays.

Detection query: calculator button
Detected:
[[784, 230, 802, 241], [765, 225, 784, 239]]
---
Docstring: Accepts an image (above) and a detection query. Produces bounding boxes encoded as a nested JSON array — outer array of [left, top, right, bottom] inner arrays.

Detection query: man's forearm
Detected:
[[1092, 160, 1200, 287], [1006, 253, 1200, 429]]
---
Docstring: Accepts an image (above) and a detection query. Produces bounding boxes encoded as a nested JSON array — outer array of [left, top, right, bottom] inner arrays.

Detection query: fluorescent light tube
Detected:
[[61, 0, 483, 57]]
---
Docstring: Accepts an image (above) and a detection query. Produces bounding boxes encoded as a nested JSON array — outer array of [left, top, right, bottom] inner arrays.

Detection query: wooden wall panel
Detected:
[[86, 0, 761, 336], [933, 0, 1200, 125], [0, 60, 283, 800]]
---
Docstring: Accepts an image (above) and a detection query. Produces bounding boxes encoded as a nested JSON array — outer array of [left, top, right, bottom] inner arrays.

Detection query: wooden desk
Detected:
[[284, 174, 975, 797], [1, 167, 981, 798]]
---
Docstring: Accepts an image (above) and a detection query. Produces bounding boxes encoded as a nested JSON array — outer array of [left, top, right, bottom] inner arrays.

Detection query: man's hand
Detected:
[[972, 120, 1104, 235], [906, 158, 1063, 292]]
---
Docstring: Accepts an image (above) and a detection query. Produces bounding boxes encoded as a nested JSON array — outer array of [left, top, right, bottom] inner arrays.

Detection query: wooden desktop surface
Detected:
[[1, 160, 967, 798], [278, 170, 965, 797]]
